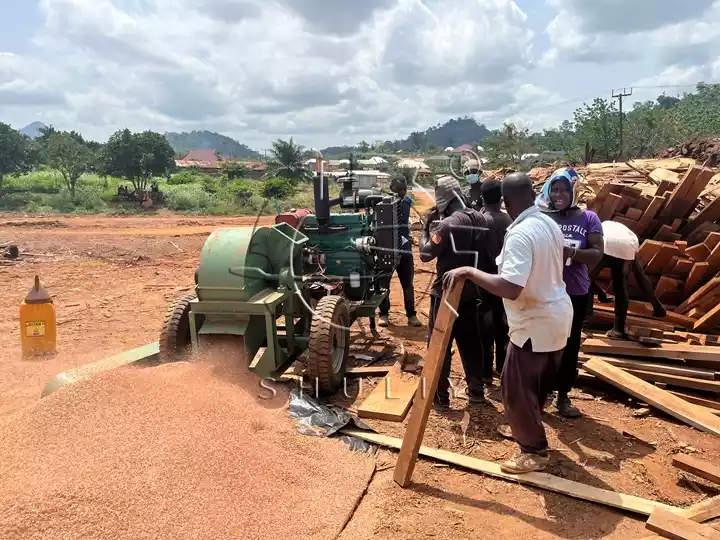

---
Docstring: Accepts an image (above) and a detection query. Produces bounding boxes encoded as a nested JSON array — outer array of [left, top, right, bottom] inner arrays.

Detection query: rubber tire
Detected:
[[159, 292, 203, 363], [306, 295, 350, 395]]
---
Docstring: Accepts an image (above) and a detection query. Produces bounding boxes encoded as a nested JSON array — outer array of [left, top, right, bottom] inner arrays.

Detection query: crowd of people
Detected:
[[380, 167, 666, 475]]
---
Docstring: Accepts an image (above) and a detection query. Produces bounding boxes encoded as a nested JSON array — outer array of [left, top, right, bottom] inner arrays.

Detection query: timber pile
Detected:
[[573, 158, 720, 436], [581, 161, 720, 331]]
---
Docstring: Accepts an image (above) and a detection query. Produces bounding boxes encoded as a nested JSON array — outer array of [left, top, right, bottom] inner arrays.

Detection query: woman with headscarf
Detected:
[[537, 168, 604, 418]]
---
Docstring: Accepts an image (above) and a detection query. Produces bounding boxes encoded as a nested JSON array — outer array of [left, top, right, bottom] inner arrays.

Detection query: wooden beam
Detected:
[[677, 277, 720, 313], [579, 356, 716, 381], [638, 240, 666, 266], [645, 508, 720, 540], [589, 310, 675, 332], [670, 390, 720, 412], [357, 362, 420, 422], [342, 428, 677, 517], [583, 358, 720, 436], [626, 207, 644, 221], [580, 338, 720, 364], [694, 303, 720, 333], [640, 197, 669, 237], [393, 279, 464, 487], [594, 301, 695, 328], [656, 277, 680, 300], [683, 196, 720, 238], [685, 263, 711, 296], [672, 455, 720, 486], [686, 244, 711, 262], [662, 166, 716, 220], [598, 193, 625, 222], [638, 497, 720, 540], [621, 368, 720, 394], [647, 244, 681, 275]]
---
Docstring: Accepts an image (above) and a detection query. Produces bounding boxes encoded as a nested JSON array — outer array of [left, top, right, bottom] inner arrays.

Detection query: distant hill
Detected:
[[320, 116, 492, 157], [19, 121, 47, 139], [165, 130, 260, 159], [407, 117, 492, 150]]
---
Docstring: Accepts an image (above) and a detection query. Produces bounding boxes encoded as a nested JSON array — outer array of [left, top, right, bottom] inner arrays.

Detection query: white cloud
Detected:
[[0, 0, 538, 147]]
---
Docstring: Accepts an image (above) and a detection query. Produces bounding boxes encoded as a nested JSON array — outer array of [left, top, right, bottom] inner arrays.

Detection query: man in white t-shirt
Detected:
[[443, 172, 572, 474]]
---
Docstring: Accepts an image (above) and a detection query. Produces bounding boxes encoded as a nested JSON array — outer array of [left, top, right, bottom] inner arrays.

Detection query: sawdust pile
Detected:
[[660, 136, 720, 167], [0, 343, 372, 540]]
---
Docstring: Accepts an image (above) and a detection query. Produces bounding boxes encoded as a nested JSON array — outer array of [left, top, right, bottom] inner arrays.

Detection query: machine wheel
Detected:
[[306, 295, 350, 394], [159, 292, 203, 363]]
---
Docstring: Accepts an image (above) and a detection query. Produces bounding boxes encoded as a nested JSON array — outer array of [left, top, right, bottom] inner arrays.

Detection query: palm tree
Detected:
[[265, 137, 312, 183]]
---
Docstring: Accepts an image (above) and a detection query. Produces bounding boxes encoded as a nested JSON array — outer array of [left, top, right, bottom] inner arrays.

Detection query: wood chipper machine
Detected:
[[159, 161, 402, 393]]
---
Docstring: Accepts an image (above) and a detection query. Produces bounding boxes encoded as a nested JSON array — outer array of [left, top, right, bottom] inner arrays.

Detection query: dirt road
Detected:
[[1, 208, 717, 539]]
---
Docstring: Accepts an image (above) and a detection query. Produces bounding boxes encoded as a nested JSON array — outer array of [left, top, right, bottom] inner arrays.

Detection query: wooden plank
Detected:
[[639, 496, 720, 540], [656, 277, 679, 300], [678, 277, 720, 312], [589, 310, 675, 332], [357, 362, 419, 422], [687, 223, 720, 245], [645, 508, 720, 540], [637, 195, 652, 212], [581, 338, 720, 364], [647, 244, 680, 275], [626, 207, 644, 221], [671, 219, 684, 233], [675, 241, 689, 255], [686, 244, 711, 262], [598, 193, 625, 222], [707, 244, 720, 272], [655, 225, 681, 242], [393, 279, 464, 487], [614, 216, 643, 233], [579, 356, 716, 380], [583, 358, 720, 436], [684, 197, 720, 237], [671, 391, 720, 412], [622, 369, 720, 394], [651, 168, 681, 184], [599, 301, 696, 328], [672, 455, 720, 486], [704, 232, 720, 251], [342, 428, 677, 517], [657, 180, 679, 197], [638, 240, 666, 266], [662, 167, 716, 220], [694, 303, 720, 333], [672, 259, 694, 279], [639, 197, 668, 237]]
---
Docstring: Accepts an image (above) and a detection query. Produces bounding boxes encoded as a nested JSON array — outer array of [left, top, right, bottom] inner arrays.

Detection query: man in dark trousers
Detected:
[[378, 176, 421, 327], [442, 172, 572, 473], [478, 179, 512, 383], [420, 176, 503, 410]]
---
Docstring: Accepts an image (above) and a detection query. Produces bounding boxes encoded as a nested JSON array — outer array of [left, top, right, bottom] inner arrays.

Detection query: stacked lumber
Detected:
[[581, 161, 720, 332], [579, 337, 720, 432]]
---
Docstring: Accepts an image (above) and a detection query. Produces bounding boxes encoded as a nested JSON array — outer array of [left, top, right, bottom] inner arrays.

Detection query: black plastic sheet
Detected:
[[288, 388, 375, 453]]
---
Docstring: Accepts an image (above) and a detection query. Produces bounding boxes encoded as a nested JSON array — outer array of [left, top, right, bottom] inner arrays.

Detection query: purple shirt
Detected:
[[554, 210, 602, 296]]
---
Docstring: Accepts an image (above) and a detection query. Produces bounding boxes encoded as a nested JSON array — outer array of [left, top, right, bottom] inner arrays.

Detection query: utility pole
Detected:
[[612, 87, 633, 159]]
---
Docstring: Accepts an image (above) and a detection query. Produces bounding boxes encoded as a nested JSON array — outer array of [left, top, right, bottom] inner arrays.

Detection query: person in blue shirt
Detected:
[[378, 176, 421, 327]]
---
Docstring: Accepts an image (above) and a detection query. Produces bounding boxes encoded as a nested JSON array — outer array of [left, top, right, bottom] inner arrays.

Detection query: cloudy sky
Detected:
[[1, 0, 719, 150]]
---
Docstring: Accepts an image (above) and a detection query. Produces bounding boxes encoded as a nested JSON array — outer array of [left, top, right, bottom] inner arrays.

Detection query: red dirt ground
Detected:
[[1, 201, 718, 539]]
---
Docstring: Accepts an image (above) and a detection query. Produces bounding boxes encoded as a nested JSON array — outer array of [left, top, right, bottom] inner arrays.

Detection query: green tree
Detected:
[[624, 101, 679, 158], [571, 98, 620, 162], [221, 161, 250, 182], [101, 129, 175, 197], [265, 137, 312, 182], [671, 83, 720, 140], [46, 132, 95, 200], [0, 123, 37, 195], [484, 123, 532, 169]]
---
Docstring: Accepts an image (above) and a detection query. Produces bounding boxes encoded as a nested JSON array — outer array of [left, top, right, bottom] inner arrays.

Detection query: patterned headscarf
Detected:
[[536, 167, 580, 212]]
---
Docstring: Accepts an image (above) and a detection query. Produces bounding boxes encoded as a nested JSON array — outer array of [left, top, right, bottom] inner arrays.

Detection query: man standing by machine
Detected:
[[442, 172, 572, 473], [420, 176, 499, 410], [378, 176, 421, 328]]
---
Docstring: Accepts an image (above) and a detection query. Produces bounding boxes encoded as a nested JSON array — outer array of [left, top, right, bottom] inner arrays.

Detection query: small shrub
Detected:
[[168, 170, 203, 185], [262, 177, 296, 199]]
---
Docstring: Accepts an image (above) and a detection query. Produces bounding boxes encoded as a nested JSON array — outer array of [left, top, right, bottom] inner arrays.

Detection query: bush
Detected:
[[168, 170, 203, 185], [262, 177, 296, 199], [163, 184, 215, 211], [224, 179, 256, 203]]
